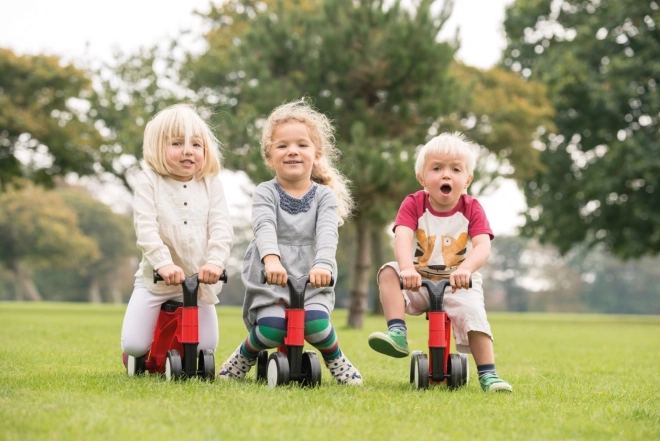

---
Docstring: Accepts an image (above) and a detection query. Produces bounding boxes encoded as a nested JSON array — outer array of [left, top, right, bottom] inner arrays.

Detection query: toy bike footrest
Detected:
[[161, 300, 183, 312]]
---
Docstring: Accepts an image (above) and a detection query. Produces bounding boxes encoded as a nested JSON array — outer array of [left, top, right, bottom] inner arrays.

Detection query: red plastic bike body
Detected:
[[144, 305, 199, 373]]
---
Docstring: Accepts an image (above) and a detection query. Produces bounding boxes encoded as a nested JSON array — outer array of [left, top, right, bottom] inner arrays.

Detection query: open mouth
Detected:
[[441, 184, 452, 194], [180, 160, 194, 165]]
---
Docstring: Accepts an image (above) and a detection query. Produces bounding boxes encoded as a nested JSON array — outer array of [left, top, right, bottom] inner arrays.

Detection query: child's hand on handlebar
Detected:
[[263, 255, 287, 287], [450, 268, 472, 293], [156, 264, 185, 286], [400, 267, 422, 291], [308, 268, 331, 288], [198, 263, 224, 285]]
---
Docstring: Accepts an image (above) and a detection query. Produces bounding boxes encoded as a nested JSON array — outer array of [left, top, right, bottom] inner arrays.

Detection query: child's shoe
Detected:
[[367, 329, 410, 358], [217, 346, 257, 380], [479, 374, 513, 392], [325, 354, 363, 386]]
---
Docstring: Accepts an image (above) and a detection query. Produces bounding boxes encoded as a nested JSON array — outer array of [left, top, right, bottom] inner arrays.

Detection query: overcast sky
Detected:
[[0, 0, 524, 234]]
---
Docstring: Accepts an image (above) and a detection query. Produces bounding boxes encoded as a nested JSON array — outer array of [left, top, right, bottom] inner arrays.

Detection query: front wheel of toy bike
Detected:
[[198, 349, 215, 380], [165, 350, 183, 381], [267, 352, 290, 388], [301, 351, 322, 387], [447, 353, 465, 390], [410, 350, 423, 383], [256, 350, 268, 382], [126, 353, 146, 377], [413, 353, 429, 390]]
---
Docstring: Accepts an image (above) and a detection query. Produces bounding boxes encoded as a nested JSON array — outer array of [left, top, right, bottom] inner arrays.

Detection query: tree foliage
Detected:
[[503, 0, 660, 258], [0, 183, 100, 300], [0, 49, 110, 190], [180, 0, 554, 326]]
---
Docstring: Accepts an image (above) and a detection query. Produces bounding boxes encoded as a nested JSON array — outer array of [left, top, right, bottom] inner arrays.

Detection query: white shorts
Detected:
[[378, 262, 493, 354], [121, 278, 219, 356]]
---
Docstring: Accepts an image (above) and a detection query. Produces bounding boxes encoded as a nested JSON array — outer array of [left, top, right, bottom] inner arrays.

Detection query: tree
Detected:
[[0, 183, 100, 300], [503, 0, 660, 258], [58, 187, 136, 303], [181, 0, 554, 327], [0, 49, 110, 191]]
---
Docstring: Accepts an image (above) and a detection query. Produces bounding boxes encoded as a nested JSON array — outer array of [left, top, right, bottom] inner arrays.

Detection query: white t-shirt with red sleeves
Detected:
[[393, 191, 494, 282]]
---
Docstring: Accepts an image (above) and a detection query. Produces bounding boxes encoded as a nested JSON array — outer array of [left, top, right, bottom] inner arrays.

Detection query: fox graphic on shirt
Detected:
[[393, 191, 494, 282]]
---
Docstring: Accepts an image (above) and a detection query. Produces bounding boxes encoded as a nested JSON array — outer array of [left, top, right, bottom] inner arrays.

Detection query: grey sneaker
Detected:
[[217, 346, 257, 380], [325, 354, 363, 386], [367, 329, 410, 358], [479, 374, 513, 392]]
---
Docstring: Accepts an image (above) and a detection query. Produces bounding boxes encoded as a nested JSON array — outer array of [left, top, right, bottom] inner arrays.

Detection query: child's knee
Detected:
[[378, 265, 399, 286]]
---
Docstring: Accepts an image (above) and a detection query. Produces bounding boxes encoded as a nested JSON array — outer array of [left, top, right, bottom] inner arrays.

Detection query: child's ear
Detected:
[[465, 175, 474, 189], [416, 173, 426, 188]]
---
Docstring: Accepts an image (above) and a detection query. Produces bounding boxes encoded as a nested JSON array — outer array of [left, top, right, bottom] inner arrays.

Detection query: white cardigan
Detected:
[[133, 168, 234, 304]]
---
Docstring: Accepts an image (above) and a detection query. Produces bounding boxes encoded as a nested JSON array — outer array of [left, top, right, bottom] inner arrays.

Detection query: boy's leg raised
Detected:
[[368, 266, 410, 358]]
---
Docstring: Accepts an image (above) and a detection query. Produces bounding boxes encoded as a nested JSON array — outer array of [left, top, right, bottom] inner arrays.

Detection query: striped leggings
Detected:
[[240, 304, 341, 362]]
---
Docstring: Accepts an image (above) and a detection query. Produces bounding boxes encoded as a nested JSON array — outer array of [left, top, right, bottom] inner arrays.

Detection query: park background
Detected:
[[0, 0, 659, 323], [1, 2, 659, 441]]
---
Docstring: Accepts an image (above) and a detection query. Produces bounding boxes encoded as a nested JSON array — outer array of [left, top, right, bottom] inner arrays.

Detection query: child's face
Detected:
[[165, 136, 205, 181], [417, 151, 473, 212], [268, 121, 317, 187]]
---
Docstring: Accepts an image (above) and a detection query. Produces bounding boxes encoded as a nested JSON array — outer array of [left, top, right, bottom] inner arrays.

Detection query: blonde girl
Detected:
[[218, 99, 362, 385], [121, 103, 233, 360]]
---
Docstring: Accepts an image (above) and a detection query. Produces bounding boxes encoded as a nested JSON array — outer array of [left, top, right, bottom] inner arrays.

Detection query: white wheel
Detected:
[[165, 350, 182, 381], [267, 358, 278, 388], [267, 352, 290, 388], [460, 353, 469, 386], [127, 355, 136, 376]]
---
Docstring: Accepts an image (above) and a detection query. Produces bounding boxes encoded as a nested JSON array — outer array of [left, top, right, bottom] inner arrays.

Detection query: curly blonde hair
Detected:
[[143, 103, 221, 178], [261, 99, 353, 224]]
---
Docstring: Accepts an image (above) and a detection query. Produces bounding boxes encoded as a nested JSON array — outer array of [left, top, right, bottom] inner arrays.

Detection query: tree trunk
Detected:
[[106, 272, 124, 304], [88, 277, 102, 303], [13, 260, 43, 301], [347, 218, 372, 328], [371, 228, 384, 315]]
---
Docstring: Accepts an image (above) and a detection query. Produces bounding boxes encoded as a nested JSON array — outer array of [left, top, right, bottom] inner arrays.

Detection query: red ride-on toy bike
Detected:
[[254, 271, 331, 388], [409, 277, 471, 390], [125, 270, 227, 381]]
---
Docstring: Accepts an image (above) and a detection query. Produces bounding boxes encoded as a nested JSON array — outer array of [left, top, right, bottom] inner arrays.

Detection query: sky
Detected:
[[0, 0, 524, 234]]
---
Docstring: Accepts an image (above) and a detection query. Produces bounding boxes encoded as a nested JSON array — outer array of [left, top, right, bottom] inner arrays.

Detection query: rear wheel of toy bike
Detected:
[[267, 352, 290, 388], [413, 353, 429, 390], [447, 353, 465, 390], [460, 353, 469, 386], [410, 351, 423, 383], [165, 350, 183, 381], [256, 350, 269, 382], [126, 354, 147, 377], [198, 349, 215, 380], [300, 351, 322, 387]]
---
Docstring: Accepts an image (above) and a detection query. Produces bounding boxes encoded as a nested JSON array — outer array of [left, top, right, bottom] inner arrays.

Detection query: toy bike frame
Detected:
[[255, 271, 332, 388], [125, 270, 227, 381], [409, 277, 470, 390]]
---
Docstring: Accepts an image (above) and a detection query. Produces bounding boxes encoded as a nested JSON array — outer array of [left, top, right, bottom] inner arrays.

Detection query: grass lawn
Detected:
[[1, 302, 659, 441]]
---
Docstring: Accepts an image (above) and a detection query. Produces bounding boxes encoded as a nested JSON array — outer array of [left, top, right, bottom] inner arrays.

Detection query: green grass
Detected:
[[1, 303, 659, 441]]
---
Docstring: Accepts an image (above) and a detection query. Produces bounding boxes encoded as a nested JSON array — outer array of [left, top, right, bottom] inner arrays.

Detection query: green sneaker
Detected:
[[479, 374, 513, 392], [367, 329, 410, 358]]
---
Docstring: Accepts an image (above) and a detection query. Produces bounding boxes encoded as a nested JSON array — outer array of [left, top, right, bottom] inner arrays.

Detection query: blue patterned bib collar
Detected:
[[275, 181, 317, 215]]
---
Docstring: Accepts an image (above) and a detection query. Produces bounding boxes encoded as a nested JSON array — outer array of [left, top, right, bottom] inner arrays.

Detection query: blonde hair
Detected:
[[261, 99, 354, 224], [415, 132, 477, 178], [143, 103, 221, 178]]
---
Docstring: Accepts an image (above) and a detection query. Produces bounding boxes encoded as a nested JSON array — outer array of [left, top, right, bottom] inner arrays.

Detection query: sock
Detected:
[[387, 319, 407, 336], [304, 310, 341, 361], [477, 363, 497, 379], [240, 316, 286, 360]]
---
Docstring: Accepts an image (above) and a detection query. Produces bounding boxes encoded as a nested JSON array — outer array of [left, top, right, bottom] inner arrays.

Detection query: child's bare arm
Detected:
[[393, 226, 421, 291]]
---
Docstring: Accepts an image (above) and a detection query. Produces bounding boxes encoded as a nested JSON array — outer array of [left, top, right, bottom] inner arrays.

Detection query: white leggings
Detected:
[[121, 278, 219, 356]]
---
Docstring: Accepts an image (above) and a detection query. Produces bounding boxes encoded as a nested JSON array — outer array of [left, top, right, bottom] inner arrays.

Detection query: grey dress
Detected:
[[241, 179, 338, 330]]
